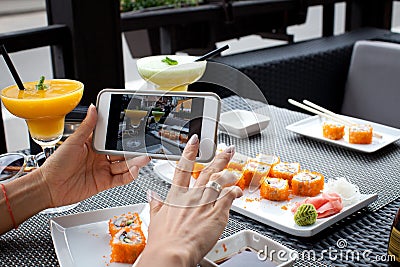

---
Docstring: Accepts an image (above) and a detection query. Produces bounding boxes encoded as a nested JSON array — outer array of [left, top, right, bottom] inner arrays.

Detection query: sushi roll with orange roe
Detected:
[[241, 160, 271, 189], [223, 168, 244, 188], [110, 228, 146, 264], [292, 170, 324, 197], [260, 177, 289, 201], [269, 162, 300, 184], [192, 162, 206, 179], [254, 153, 280, 166], [227, 152, 249, 171], [322, 122, 345, 140], [349, 124, 373, 144], [108, 212, 142, 237]]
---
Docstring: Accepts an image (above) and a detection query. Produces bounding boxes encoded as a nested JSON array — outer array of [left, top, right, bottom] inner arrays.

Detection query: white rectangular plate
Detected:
[[50, 203, 150, 267], [153, 161, 377, 237], [286, 115, 400, 153]]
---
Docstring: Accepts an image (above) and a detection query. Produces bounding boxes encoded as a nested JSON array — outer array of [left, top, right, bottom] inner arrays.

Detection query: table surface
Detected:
[[1, 95, 399, 267]]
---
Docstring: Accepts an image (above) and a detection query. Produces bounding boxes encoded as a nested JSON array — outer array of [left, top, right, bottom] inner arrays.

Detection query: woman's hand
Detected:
[[137, 135, 243, 267], [38, 104, 150, 208]]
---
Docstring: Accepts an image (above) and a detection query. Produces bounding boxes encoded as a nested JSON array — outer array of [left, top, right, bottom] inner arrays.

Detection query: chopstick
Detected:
[[288, 99, 383, 139], [1, 166, 36, 172], [288, 99, 349, 126], [302, 100, 354, 126]]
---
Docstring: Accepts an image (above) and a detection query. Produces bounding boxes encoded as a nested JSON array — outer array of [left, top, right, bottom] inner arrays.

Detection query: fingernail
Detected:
[[224, 145, 235, 154], [188, 134, 199, 145]]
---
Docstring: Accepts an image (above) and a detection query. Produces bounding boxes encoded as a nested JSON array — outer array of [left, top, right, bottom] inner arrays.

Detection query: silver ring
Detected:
[[205, 180, 222, 193]]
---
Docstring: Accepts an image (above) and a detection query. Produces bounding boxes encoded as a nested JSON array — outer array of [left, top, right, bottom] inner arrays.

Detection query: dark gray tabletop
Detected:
[[1, 96, 399, 267]]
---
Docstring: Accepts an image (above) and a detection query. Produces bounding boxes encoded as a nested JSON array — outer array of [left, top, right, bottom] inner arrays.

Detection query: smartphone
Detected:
[[93, 89, 221, 162]]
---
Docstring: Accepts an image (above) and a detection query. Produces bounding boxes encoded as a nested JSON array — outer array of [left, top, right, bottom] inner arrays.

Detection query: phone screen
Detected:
[[104, 93, 204, 156]]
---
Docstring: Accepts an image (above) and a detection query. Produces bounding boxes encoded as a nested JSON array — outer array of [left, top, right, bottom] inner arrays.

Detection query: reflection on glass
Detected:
[[152, 110, 165, 130], [125, 109, 148, 148]]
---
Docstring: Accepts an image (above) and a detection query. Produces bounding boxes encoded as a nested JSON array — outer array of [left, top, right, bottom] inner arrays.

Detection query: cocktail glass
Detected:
[[1, 79, 84, 213], [137, 55, 206, 91], [152, 110, 165, 130], [124, 109, 148, 148]]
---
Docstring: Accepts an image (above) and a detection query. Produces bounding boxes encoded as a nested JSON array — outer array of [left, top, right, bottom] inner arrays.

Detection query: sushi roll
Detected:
[[227, 152, 249, 171], [349, 124, 373, 144], [322, 122, 345, 140], [109, 212, 142, 237], [110, 228, 146, 264], [260, 177, 289, 201], [241, 160, 271, 189], [269, 162, 300, 184], [254, 153, 280, 166], [292, 170, 324, 197], [223, 168, 244, 189], [192, 162, 206, 179]]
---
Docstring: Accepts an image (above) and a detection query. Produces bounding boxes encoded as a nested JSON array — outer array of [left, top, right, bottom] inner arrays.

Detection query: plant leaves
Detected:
[[35, 76, 48, 90], [161, 56, 178, 65]]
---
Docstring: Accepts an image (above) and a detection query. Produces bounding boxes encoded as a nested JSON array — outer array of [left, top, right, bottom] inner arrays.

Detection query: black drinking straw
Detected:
[[0, 44, 25, 90], [195, 44, 229, 62]]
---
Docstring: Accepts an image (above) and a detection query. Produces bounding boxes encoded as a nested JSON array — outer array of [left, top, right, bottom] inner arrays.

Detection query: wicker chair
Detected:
[[205, 27, 400, 120]]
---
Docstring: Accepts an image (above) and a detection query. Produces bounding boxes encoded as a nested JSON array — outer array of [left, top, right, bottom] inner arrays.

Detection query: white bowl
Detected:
[[219, 110, 270, 138], [201, 230, 297, 266]]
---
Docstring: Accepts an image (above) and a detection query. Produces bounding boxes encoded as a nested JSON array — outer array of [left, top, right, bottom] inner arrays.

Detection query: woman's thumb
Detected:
[[67, 104, 97, 143]]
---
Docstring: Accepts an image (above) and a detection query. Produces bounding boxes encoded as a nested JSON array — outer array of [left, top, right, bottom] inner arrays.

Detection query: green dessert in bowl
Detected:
[[137, 55, 206, 91]]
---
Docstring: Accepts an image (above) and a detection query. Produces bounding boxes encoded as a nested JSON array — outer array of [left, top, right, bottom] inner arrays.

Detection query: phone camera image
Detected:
[[105, 93, 204, 157]]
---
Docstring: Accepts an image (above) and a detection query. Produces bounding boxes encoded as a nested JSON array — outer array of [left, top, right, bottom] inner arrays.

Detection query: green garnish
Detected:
[[35, 76, 48, 90], [162, 56, 178, 65], [294, 203, 318, 226]]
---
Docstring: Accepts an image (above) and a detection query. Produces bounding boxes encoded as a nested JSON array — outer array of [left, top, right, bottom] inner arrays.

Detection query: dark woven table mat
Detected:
[[220, 96, 400, 212], [1, 95, 399, 267]]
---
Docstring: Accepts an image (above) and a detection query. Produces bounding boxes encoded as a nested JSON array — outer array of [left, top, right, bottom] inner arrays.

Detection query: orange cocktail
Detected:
[[124, 109, 148, 148], [1, 79, 83, 145], [125, 109, 148, 127], [1, 78, 83, 214]]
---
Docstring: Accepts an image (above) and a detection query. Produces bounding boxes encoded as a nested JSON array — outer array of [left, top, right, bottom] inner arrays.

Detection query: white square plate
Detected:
[[50, 203, 150, 267], [153, 160, 377, 237], [219, 110, 270, 138], [286, 115, 400, 153]]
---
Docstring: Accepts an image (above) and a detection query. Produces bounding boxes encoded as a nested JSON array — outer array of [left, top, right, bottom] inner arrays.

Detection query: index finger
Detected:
[[195, 145, 235, 187], [172, 134, 199, 189]]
